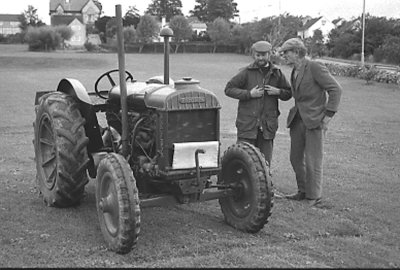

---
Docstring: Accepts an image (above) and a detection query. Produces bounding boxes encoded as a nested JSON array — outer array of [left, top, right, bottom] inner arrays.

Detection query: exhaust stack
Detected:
[[160, 27, 174, 85]]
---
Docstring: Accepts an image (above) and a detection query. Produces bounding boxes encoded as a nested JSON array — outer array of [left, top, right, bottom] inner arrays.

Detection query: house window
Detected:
[[72, 36, 81, 42], [71, 25, 81, 31], [88, 14, 94, 23], [322, 20, 326, 25]]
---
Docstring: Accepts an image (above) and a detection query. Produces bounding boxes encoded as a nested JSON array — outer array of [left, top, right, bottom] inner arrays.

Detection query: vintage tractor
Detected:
[[33, 5, 273, 254]]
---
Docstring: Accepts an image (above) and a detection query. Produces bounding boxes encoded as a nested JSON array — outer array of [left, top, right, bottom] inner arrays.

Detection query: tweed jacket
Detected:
[[287, 59, 342, 129], [225, 62, 292, 140]]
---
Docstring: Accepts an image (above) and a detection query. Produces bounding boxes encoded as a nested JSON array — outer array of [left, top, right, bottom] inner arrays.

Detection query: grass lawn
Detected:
[[0, 44, 399, 268]]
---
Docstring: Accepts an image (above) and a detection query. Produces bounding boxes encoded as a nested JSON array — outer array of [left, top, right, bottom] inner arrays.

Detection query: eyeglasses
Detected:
[[280, 50, 291, 57]]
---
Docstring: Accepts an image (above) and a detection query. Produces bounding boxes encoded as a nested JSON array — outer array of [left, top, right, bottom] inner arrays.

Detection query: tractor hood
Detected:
[[108, 79, 220, 111]]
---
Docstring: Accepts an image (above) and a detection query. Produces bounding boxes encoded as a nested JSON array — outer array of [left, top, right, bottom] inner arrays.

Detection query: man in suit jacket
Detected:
[[279, 38, 342, 206]]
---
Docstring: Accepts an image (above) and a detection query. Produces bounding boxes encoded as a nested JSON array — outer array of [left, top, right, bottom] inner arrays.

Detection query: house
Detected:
[[50, 0, 100, 24], [49, 0, 100, 47], [51, 15, 85, 47], [0, 14, 21, 35], [187, 17, 207, 36], [297, 16, 335, 42]]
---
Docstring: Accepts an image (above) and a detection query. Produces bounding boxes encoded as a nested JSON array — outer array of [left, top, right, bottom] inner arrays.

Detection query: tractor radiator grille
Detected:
[[167, 110, 218, 143]]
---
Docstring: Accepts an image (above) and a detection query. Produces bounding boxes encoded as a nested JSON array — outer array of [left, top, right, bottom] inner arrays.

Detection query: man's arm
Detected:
[[224, 70, 252, 100], [312, 61, 342, 113], [277, 71, 292, 101]]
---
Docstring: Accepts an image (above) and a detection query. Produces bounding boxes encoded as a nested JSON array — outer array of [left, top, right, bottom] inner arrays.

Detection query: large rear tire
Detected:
[[96, 153, 141, 254], [33, 92, 89, 207], [219, 142, 273, 233]]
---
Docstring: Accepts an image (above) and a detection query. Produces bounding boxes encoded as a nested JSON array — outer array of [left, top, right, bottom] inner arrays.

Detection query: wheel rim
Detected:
[[99, 172, 119, 237], [38, 115, 57, 190], [224, 159, 253, 218]]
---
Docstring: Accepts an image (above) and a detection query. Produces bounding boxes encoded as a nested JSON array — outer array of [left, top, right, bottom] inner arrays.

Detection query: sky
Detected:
[[2, 0, 400, 24]]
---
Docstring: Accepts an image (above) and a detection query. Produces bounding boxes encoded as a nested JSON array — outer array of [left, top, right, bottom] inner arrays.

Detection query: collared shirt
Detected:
[[292, 58, 306, 87]]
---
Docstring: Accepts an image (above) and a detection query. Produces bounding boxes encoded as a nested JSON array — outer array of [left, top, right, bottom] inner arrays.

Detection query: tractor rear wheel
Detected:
[[34, 92, 89, 207], [96, 153, 141, 254], [219, 142, 273, 233]]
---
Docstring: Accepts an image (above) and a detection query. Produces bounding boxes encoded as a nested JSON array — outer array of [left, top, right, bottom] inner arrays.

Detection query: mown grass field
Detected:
[[0, 44, 399, 268]]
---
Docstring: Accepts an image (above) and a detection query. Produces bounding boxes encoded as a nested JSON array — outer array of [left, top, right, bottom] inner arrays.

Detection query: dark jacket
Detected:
[[225, 61, 292, 139], [287, 59, 342, 129]]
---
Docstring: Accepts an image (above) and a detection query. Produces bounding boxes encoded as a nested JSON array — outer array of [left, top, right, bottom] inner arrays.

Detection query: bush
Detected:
[[84, 41, 100, 52], [324, 62, 400, 85], [359, 65, 379, 84], [25, 26, 61, 51]]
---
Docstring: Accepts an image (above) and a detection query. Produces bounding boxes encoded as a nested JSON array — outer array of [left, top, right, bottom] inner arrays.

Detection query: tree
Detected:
[[136, 15, 160, 52], [105, 18, 118, 39], [363, 14, 394, 56], [95, 16, 112, 33], [374, 35, 400, 64], [207, 17, 231, 53], [329, 31, 360, 59], [207, 0, 239, 22], [95, 16, 112, 43], [123, 26, 137, 45], [124, 6, 140, 28], [169, 15, 192, 53], [305, 29, 324, 58], [54, 25, 73, 49], [18, 5, 45, 31], [25, 26, 60, 51], [146, 0, 183, 22], [190, 0, 238, 22], [189, 0, 207, 22]]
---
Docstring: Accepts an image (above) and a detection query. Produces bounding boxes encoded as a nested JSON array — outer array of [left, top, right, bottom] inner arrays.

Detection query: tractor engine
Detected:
[[103, 77, 221, 193]]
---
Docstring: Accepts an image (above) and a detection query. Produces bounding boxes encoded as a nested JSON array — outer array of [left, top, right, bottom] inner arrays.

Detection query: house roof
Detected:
[[0, 14, 20, 22], [299, 16, 322, 31], [49, 0, 90, 12], [187, 17, 207, 28], [51, 14, 84, 26]]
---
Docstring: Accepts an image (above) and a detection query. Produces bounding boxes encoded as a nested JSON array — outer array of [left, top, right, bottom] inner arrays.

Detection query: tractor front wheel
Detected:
[[96, 153, 141, 254], [219, 142, 273, 233]]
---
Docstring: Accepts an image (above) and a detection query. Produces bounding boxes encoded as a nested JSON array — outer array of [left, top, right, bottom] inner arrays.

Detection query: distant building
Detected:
[[51, 15, 85, 47], [187, 17, 207, 36], [297, 16, 335, 42], [0, 14, 21, 35], [49, 0, 100, 47]]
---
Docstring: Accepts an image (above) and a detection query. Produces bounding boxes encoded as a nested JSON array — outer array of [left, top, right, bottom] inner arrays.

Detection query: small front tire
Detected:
[[219, 142, 273, 233], [96, 153, 141, 254]]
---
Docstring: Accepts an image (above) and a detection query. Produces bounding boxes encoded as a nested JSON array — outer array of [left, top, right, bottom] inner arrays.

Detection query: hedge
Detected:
[[324, 62, 400, 86]]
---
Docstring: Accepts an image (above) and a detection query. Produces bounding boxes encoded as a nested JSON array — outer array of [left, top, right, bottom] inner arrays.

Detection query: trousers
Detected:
[[237, 128, 274, 166], [289, 115, 324, 199]]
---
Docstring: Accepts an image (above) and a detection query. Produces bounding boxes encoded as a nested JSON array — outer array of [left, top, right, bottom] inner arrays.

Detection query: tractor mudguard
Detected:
[[57, 78, 92, 104], [55, 78, 104, 154]]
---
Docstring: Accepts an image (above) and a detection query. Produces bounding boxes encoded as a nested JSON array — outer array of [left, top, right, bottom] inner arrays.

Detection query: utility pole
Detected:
[[278, 0, 281, 26], [361, 0, 366, 66]]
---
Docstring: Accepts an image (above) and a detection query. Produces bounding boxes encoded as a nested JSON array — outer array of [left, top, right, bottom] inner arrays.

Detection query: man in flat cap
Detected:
[[225, 40, 292, 173], [279, 38, 342, 207]]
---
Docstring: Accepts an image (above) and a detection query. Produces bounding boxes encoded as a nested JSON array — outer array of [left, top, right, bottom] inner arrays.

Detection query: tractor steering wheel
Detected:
[[94, 69, 134, 99]]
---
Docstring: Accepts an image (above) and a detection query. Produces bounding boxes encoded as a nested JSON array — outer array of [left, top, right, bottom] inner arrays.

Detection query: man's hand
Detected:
[[264, 85, 281, 95], [322, 115, 332, 136], [250, 85, 264, 98]]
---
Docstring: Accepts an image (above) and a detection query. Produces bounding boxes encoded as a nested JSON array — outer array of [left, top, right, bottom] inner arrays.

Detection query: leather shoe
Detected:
[[305, 198, 322, 207], [284, 191, 306, 201]]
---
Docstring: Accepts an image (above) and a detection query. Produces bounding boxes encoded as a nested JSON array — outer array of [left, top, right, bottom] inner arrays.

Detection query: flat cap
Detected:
[[251, 41, 272, 52], [279, 38, 306, 52]]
